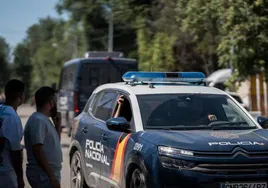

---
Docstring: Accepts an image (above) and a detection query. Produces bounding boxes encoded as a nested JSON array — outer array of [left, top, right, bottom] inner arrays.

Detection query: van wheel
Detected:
[[130, 168, 147, 188], [70, 151, 88, 188]]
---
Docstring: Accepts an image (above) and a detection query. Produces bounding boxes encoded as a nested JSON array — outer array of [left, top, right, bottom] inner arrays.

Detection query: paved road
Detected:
[[18, 105, 71, 188]]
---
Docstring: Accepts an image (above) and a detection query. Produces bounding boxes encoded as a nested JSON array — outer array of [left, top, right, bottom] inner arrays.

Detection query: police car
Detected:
[[69, 72, 268, 188]]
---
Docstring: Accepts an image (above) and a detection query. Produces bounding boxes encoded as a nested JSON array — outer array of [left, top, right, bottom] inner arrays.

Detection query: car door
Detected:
[[100, 93, 134, 187], [72, 93, 96, 157], [74, 92, 101, 187], [84, 90, 119, 186]]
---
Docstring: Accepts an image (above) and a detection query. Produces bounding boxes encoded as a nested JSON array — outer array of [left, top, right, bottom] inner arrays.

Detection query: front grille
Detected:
[[194, 151, 268, 158], [194, 147, 268, 159], [191, 163, 268, 174]]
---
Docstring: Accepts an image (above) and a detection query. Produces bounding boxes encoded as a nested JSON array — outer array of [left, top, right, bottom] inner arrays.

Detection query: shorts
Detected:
[[0, 170, 18, 188]]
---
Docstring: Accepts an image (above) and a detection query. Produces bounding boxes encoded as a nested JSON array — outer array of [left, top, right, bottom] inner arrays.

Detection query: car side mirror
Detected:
[[257, 116, 268, 129], [106, 117, 130, 132]]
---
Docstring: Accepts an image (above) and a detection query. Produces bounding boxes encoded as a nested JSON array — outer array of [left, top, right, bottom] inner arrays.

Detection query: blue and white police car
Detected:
[[69, 72, 268, 188]]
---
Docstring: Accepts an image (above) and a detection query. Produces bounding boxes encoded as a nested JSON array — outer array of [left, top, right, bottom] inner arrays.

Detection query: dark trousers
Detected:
[[26, 169, 53, 188]]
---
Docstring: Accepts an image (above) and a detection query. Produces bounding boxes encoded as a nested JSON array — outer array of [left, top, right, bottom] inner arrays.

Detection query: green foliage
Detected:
[[217, 0, 268, 80], [130, 0, 220, 74], [13, 43, 32, 99], [177, 0, 222, 75], [134, 1, 178, 72], [8, 0, 268, 99], [151, 33, 176, 71], [136, 17, 152, 71], [0, 37, 11, 92], [56, 0, 137, 57], [28, 17, 76, 95], [136, 27, 176, 71], [13, 17, 83, 98]]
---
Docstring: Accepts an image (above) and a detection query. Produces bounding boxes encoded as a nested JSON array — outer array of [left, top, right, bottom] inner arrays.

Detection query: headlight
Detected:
[[159, 156, 196, 170], [158, 146, 194, 157]]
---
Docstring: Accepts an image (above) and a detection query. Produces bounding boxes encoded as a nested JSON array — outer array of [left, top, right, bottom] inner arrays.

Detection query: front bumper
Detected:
[[148, 156, 268, 188], [159, 167, 268, 188]]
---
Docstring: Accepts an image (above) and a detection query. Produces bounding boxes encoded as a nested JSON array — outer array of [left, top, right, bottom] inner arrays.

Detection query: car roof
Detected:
[[63, 57, 137, 67], [93, 82, 227, 95]]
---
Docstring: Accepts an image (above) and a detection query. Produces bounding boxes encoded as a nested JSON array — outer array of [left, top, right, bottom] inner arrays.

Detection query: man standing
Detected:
[[24, 86, 62, 188], [0, 79, 25, 188]]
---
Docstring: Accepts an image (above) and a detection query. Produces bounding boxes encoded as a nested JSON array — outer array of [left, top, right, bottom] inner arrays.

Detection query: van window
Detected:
[[80, 63, 108, 87], [109, 61, 138, 82], [60, 63, 77, 90], [89, 68, 100, 86]]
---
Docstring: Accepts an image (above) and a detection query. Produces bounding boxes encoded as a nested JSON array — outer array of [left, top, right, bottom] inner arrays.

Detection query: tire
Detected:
[[130, 168, 147, 188], [70, 151, 88, 188]]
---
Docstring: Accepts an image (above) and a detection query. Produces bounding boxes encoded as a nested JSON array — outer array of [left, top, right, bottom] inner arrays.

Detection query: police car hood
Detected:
[[140, 129, 268, 152]]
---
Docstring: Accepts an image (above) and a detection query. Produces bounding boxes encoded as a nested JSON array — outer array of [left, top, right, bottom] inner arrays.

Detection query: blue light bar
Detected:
[[122, 72, 206, 83]]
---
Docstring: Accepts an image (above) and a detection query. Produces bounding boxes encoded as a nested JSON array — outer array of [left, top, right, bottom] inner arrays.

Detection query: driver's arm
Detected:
[[113, 95, 124, 118]]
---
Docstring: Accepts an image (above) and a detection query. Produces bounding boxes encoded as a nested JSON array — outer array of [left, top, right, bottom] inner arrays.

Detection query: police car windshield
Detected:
[[137, 94, 257, 130]]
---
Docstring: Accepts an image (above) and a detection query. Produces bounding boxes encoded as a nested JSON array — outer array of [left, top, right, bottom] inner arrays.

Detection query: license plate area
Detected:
[[221, 183, 267, 188]]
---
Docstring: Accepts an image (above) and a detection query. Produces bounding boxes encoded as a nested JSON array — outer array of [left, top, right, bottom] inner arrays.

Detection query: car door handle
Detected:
[[101, 133, 108, 140], [82, 127, 88, 133]]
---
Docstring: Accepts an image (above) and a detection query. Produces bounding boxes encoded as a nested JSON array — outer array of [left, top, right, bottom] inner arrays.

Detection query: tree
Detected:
[[13, 43, 32, 99], [217, 0, 268, 79], [27, 17, 73, 94], [56, 0, 137, 57], [176, 0, 222, 75], [111, 0, 219, 73], [12, 17, 79, 96], [0, 37, 11, 92]]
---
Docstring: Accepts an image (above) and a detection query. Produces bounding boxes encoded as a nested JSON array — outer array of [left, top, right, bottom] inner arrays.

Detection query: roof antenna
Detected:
[[129, 78, 138, 86], [148, 82, 155, 88]]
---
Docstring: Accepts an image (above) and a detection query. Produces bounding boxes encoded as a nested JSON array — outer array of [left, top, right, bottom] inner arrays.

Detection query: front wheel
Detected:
[[70, 151, 88, 188], [130, 168, 147, 188]]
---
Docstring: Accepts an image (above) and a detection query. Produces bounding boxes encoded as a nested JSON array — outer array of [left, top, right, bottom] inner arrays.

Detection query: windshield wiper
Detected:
[[209, 121, 256, 130], [146, 125, 211, 130], [146, 122, 257, 131]]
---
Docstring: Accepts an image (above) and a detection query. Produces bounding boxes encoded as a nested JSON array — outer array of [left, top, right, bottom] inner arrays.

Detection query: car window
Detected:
[[83, 94, 96, 112], [91, 92, 103, 114], [93, 91, 118, 121], [222, 104, 244, 122], [137, 94, 256, 130], [112, 94, 134, 128]]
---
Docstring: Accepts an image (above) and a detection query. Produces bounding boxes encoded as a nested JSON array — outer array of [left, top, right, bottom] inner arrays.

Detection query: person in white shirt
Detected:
[[24, 86, 62, 188], [0, 79, 25, 188]]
